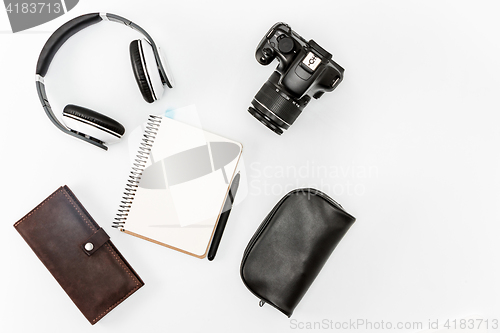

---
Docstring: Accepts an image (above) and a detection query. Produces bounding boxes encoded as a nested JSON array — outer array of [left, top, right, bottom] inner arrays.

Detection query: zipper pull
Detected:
[[259, 300, 265, 307]]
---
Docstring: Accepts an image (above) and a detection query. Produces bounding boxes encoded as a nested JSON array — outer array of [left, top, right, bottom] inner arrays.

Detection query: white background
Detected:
[[1, 1, 500, 332]]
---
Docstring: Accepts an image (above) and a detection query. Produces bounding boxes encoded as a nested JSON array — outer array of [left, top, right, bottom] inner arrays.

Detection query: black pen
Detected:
[[207, 172, 240, 261]]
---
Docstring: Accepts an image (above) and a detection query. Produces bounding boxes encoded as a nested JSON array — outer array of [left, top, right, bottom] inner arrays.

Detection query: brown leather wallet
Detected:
[[14, 185, 144, 325]]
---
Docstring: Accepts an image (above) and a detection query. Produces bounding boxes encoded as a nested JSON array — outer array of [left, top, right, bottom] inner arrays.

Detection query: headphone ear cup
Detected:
[[62, 104, 125, 144], [130, 39, 164, 103]]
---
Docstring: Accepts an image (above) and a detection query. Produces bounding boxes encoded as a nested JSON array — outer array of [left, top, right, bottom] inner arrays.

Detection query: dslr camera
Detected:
[[248, 23, 344, 135]]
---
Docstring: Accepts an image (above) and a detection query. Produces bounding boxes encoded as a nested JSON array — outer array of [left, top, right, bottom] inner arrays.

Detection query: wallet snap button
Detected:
[[84, 242, 94, 251]]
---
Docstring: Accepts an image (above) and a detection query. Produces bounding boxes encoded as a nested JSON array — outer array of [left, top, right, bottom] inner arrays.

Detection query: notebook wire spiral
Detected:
[[113, 115, 162, 230]]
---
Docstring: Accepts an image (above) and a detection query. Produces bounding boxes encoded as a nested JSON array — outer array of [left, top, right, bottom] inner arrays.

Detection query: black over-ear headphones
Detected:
[[35, 13, 174, 150]]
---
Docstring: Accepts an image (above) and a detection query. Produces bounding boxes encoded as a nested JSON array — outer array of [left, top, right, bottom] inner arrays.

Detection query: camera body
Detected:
[[249, 22, 344, 134]]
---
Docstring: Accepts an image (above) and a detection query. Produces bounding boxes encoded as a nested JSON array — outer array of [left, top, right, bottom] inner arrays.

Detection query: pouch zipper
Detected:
[[240, 188, 352, 317], [242, 188, 347, 260], [242, 191, 292, 259]]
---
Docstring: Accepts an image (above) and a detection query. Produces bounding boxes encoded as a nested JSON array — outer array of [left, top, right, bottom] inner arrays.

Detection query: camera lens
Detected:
[[248, 72, 309, 135]]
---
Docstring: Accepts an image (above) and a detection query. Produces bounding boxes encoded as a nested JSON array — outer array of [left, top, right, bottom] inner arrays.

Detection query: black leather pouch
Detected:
[[240, 188, 355, 317]]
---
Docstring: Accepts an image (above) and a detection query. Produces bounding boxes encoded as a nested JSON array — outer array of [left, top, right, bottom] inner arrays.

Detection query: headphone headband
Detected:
[[36, 13, 168, 81], [35, 13, 171, 150]]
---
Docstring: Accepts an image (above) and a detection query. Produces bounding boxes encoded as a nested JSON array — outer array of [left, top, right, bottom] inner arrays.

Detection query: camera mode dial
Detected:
[[278, 36, 294, 54]]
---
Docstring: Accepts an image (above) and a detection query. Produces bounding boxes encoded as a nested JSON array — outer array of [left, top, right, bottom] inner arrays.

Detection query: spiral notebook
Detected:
[[113, 114, 243, 259]]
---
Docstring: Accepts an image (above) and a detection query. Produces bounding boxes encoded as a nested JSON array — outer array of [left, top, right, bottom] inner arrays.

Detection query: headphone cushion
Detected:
[[63, 104, 125, 136], [130, 40, 155, 103]]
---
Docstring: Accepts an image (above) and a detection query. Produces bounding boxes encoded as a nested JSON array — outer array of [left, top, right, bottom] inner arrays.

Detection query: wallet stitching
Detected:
[[61, 190, 142, 323], [14, 187, 62, 227], [62, 190, 97, 232], [15, 187, 142, 324], [102, 243, 141, 286], [92, 285, 140, 323], [91, 269, 140, 323]]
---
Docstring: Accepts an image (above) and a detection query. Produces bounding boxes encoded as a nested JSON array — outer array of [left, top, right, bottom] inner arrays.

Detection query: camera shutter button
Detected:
[[278, 36, 294, 53], [263, 48, 274, 57]]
